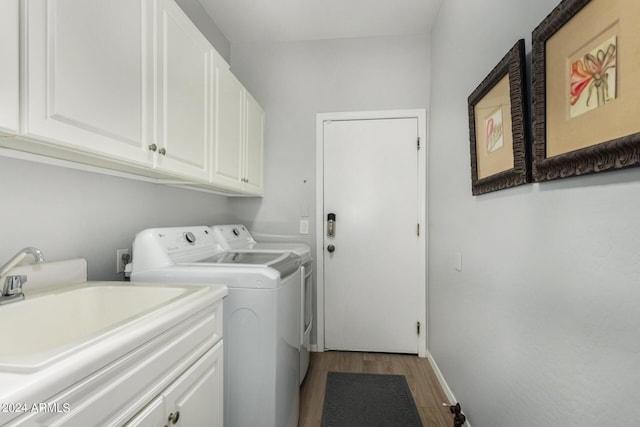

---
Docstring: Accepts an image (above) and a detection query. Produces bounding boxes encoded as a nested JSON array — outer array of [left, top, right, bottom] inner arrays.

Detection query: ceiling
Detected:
[[197, 0, 444, 44]]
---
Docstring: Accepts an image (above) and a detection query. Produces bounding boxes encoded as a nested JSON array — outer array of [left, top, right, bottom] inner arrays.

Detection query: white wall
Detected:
[[0, 156, 234, 280], [428, 1, 640, 426], [227, 34, 431, 343]]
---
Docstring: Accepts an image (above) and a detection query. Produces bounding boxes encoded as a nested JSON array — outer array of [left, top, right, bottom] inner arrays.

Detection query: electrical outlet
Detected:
[[116, 248, 130, 274]]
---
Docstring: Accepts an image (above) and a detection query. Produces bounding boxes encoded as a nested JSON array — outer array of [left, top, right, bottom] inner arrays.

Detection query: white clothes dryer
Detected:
[[130, 226, 301, 427], [211, 224, 313, 384]]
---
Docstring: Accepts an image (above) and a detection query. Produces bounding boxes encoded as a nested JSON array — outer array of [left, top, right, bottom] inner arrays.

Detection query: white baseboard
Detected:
[[426, 351, 472, 427], [310, 344, 319, 352]]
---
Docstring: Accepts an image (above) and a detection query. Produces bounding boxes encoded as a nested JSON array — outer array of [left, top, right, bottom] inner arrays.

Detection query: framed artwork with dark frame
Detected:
[[531, 0, 640, 182], [468, 39, 530, 196]]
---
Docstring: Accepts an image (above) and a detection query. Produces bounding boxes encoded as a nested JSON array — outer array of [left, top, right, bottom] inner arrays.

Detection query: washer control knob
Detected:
[[184, 232, 196, 244], [232, 228, 240, 236]]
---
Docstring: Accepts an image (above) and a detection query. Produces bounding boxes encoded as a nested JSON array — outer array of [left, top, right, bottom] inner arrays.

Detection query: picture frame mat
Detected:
[[545, 0, 640, 158], [474, 74, 515, 180]]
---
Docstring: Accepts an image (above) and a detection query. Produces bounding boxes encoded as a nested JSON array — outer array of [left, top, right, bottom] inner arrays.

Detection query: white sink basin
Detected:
[[0, 284, 190, 372]]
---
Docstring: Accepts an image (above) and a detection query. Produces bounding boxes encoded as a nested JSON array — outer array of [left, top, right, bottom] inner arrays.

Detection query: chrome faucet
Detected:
[[0, 247, 45, 304]]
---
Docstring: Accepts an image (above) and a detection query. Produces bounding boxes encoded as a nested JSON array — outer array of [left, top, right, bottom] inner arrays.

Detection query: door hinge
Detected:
[[416, 223, 420, 236], [417, 137, 421, 150], [417, 321, 421, 335]]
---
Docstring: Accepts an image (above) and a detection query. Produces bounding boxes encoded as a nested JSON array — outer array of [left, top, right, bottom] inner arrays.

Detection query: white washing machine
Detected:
[[129, 226, 301, 427], [211, 224, 313, 384]]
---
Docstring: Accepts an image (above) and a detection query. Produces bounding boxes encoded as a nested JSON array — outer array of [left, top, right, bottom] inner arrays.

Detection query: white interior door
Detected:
[[322, 116, 422, 354]]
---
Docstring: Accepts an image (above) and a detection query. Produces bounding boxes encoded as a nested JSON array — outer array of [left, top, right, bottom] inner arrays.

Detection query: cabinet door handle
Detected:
[[168, 411, 180, 424], [158, 147, 167, 155], [148, 144, 157, 152]]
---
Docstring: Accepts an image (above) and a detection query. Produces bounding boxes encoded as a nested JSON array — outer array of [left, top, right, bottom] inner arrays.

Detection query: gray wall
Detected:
[[428, 1, 640, 426], [0, 156, 234, 280], [0, 6, 234, 281], [228, 34, 431, 233], [176, 0, 231, 62], [227, 35, 431, 343]]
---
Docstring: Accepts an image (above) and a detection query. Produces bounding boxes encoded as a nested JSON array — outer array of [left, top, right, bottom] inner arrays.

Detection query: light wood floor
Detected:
[[298, 351, 453, 427]]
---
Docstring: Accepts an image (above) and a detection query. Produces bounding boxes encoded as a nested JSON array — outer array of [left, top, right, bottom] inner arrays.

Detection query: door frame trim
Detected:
[[315, 109, 428, 357]]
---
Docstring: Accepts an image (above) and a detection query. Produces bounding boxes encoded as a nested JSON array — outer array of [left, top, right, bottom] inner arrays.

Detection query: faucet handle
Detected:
[[3, 275, 27, 296]]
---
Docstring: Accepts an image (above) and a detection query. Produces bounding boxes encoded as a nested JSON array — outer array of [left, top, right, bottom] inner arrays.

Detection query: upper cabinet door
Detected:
[[154, 0, 212, 181], [23, 0, 153, 165], [0, 0, 19, 135], [244, 92, 264, 195], [213, 65, 245, 191]]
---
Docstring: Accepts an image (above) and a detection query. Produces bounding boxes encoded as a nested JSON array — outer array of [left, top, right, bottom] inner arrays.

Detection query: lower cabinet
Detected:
[[125, 341, 223, 427], [3, 298, 224, 427]]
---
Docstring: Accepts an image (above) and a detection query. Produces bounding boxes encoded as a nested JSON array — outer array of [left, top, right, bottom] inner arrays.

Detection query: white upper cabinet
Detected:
[[23, 0, 153, 166], [13, 0, 263, 194], [154, 0, 212, 182], [213, 65, 245, 191], [213, 66, 264, 195], [0, 0, 20, 135], [244, 92, 265, 195]]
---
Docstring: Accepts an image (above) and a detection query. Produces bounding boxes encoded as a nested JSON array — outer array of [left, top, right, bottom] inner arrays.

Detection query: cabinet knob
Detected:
[[158, 147, 167, 155], [148, 144, 157, 152], [168, 411, 180, 424]]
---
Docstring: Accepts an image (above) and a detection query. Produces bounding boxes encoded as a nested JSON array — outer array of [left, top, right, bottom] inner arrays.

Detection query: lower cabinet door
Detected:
[[163, 341, 223, 427], [124, 397, 165, 427], [125, 340, 223, 427]]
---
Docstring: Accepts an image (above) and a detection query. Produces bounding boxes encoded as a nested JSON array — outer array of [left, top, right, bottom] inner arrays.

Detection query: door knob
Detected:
[[327, 244, 335, 253]]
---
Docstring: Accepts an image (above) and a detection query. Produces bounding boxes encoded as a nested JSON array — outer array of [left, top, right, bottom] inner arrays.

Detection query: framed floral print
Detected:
[[468, 39, 530, 195], [531, 0, 640, 182]]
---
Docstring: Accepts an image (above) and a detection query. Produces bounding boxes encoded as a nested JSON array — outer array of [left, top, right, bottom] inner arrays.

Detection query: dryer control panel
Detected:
[[210, 224, 257, 250]]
